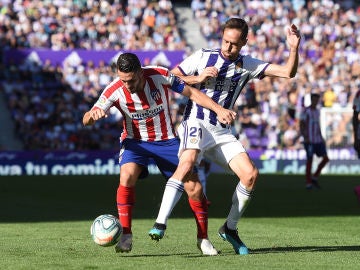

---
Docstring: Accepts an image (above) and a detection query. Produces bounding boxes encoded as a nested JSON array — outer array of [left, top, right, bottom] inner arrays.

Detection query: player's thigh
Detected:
[[314, 143, 327, 157], [119, 162, 144, 186], [152, 140, 181, 179], [205, 137, 245, 170], [175, 148, 200, 179], [119, 140, 150, 181], [177, 120, 214, 151]]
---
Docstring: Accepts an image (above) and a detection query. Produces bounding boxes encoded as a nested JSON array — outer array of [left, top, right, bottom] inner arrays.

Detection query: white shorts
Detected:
[[177, 119, 246, 171]]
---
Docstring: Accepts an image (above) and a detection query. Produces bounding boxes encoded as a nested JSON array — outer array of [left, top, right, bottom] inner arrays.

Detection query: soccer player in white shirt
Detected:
[[83, 53, 235, 255], [149, 18, 301, 255]]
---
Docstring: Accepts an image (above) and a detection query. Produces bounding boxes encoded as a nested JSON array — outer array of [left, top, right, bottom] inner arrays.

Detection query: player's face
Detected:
[[118, 69, 144, 93], [221, 28, 247, 61]]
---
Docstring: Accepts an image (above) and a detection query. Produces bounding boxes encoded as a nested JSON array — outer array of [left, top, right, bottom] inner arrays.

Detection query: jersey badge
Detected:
[[150, 88, 161, 101], [99, 96, 107, 104]]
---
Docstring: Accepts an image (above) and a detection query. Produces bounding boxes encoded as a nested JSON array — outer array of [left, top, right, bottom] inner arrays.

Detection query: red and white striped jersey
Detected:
[[300, 107, 324, 143], [92, 66, 185, 142]]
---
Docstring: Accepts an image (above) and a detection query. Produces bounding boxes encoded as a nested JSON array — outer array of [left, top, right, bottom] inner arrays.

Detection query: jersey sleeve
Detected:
[[242, 55, 269, 79], [92, 81, 119, 112], [92, 94, 113, 112], [168, 73, 185, 94], [177, 49, 203, 75]]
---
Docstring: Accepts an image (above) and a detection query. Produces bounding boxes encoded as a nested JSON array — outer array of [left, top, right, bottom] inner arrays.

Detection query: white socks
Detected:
[[226, 181, 252, 230], [155, 178, 184, 225]]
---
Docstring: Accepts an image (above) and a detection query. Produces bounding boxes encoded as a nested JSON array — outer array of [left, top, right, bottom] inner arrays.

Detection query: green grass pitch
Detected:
[[1, 173, 360, 269]]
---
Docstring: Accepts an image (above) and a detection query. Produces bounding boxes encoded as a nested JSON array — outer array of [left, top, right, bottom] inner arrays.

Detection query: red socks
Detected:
[[188, 198, 208, 239], [117, 185, 135, 234]]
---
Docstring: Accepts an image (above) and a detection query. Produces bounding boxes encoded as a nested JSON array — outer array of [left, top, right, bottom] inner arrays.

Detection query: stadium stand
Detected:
[[1, 0, 360, 151]]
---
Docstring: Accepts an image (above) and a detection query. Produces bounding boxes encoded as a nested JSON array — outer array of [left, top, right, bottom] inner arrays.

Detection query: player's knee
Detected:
[[242, 167, 258, 190], [179, 159, 196, 177], [184, 180, 203, 200], [119, 171, 137, 186]]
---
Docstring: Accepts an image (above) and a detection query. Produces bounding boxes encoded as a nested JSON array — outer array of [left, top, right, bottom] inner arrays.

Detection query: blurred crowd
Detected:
[[191, 0, 360, 150], [0, 0, 359, 152]]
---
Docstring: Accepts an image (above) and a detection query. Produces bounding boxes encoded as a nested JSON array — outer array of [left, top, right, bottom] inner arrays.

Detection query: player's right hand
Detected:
[[199, 67, 218, 82], [90, 108, 107, 121]]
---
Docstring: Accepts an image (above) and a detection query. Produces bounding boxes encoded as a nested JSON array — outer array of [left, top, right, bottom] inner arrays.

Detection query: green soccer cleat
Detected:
[[148, 223, 166, 241], [218, 222, 249, 255]]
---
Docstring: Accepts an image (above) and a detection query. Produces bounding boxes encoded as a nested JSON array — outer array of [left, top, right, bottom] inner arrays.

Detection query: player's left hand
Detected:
[[287, 24, 301, 50]]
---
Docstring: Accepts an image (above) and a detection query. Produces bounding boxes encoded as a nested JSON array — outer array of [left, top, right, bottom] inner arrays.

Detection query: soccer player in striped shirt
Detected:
[[149, 17, 301, 255], [83, 53, 236, 255], [299, 92, 329, 189]]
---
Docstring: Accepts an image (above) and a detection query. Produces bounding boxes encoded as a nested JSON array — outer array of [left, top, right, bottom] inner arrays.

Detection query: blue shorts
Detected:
[[119, 138, 180, 179], [304, 142, 327, 159]]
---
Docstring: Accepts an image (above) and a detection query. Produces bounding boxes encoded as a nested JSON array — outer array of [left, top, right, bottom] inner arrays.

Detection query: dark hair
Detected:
[[116, 53, 142, 73], [222, 18, 249, 40]]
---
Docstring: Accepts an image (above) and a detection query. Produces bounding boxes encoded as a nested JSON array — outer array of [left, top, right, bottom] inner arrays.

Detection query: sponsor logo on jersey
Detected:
[[130, 104, 164, 120]]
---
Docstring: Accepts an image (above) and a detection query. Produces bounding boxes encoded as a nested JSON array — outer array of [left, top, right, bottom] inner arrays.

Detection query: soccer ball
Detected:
[[90, 214, 122, 247]]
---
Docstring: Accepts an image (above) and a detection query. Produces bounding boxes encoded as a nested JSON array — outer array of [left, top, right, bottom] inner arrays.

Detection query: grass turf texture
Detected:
[[1, 174, 360, 269]]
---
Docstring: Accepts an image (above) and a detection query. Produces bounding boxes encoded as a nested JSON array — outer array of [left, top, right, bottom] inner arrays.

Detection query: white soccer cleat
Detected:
[[115, 233, 133, 253], [197, 238, 219, 256]]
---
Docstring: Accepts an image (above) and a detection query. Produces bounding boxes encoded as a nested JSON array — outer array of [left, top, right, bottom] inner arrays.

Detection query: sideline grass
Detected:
[[1, 174, 360, 269], [1, 217, 360, 270]]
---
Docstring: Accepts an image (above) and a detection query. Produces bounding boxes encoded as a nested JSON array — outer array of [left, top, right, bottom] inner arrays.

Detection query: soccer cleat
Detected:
[[218, 222, 249, 255], [305, 183, 313, 190], [115, 233, 132, 253], [148, 223, 166, 241], [197, 238, 218, 256], [311, 177, 321, 189]]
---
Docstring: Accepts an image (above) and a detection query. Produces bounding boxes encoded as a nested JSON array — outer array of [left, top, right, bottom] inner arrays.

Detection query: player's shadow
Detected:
[[251, 245, 360, 254]]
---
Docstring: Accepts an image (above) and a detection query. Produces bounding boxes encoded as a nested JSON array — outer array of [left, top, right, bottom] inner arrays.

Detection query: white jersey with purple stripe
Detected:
[[177, 48, 269, 127]]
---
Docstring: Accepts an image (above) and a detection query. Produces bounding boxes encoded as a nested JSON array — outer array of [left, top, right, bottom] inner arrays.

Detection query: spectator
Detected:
[[1, 0, 360, 153]]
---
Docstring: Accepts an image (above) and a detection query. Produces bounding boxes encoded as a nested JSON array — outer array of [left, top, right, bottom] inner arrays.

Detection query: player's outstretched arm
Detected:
[[264, 24, 301, 78], [83, 108, 107, 126], [171, 66, 218, 85]]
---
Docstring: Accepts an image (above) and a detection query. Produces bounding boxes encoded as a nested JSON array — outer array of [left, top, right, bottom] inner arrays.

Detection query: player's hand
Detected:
[[198, 67, 218, 83], [216, 107, 237, 125], [83, 108, 108, 125], [287, 24, 301, 50], [90, 108, 108, 121]]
